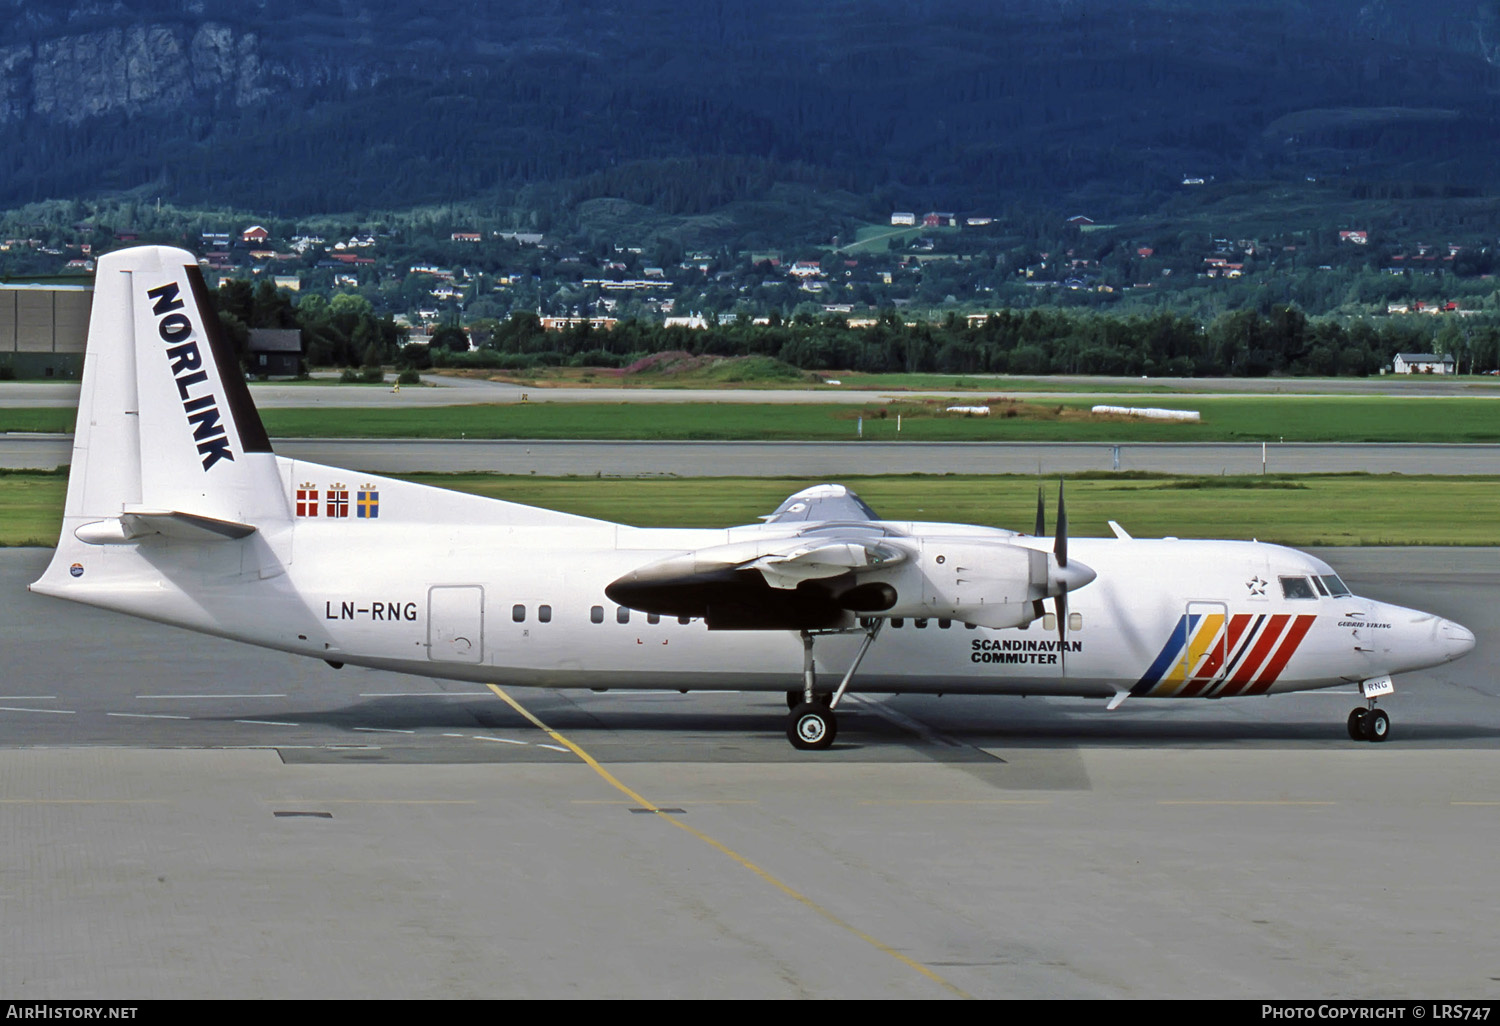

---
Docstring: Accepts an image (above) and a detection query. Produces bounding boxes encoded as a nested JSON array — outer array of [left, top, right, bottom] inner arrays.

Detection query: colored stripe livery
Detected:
[[1133, 612, 1316, 697]]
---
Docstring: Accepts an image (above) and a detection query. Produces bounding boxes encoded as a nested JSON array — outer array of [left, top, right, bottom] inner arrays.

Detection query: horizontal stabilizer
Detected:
[[75, 510, 258, 545]]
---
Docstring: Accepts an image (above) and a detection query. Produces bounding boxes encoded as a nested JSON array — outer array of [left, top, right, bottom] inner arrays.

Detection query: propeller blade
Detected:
[[1054, 480, 1072, 670], [1055, 591, 1069, 673], [1034, 485, 1045, 538], [1054, 480, 1068, 569]]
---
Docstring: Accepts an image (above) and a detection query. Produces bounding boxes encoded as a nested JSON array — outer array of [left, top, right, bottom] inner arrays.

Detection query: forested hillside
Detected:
[[4, 0, 1500, 223]]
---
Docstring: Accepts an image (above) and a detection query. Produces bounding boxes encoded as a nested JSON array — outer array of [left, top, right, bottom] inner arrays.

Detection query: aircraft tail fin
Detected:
[[60, 245, 287, 527]]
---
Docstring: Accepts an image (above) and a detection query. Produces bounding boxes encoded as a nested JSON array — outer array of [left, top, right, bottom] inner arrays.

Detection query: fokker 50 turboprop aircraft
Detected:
[[30, 246, 1476, 748]]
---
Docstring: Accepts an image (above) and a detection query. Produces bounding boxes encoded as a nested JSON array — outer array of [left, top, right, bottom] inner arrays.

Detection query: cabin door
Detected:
[[428, 585, 485, 663]]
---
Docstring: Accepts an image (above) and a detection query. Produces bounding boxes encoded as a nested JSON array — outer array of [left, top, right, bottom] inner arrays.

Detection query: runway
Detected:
[[6, 434, 1500, 475], [7, 372, 1500, 409], [4, 546, 1499, 997]]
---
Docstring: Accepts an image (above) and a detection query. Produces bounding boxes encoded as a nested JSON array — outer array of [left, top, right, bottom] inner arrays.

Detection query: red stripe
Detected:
[[1223, 614, 1290, 696], [1180, 613, 1252, 697], [1245, 615, 1317, 695]]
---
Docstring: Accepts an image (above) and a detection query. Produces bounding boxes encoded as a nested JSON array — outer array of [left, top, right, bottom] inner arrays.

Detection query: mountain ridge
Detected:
[[4, 1, 1500, 220]]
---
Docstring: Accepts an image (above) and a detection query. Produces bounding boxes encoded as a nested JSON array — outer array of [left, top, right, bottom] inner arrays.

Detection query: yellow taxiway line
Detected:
[[486, 684, 971, 1000]]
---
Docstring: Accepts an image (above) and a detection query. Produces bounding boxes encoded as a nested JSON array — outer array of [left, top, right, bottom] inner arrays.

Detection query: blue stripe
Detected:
[[1132, 614, 1190, 695]]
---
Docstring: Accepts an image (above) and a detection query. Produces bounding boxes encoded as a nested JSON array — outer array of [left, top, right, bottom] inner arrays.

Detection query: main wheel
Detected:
[[787, 703, 837, 750], [1364, 708, 1391, 743], [1347, 708, 1368, 741]]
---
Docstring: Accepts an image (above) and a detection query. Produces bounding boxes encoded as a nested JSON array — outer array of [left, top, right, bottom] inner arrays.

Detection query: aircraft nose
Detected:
[[1378, 606, 1477, 673], [1438, 618, 1476, 662]]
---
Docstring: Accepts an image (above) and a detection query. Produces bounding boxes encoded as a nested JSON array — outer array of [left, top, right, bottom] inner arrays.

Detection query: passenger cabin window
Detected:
[[914, 618, 929, 629], [1279, 576, 1317, 600], [512, 604, 526, 622], [616, 606, 630, 624], [1320, 574, 1352, 597], [538, 605, 552, 623], [591, 605, 604, 624], [938, 619, 952, 629], [678, 615, 691, 625], [891, 618, 905, 628], [647, 613, 660, 625]]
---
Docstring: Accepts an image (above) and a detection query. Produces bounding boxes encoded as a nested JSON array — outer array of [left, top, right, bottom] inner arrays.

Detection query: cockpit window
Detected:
[[1279, 576, 1317, 600], [1311, 576, 1329, 596], [1319, 574, 1351, 597]]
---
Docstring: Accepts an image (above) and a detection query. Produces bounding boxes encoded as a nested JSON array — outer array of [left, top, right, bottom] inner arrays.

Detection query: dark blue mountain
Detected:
[[3, 1, 1500, 216]]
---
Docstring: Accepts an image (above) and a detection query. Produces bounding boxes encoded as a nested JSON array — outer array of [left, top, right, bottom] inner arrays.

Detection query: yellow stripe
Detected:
[[486, 684, 971, 999], [486, 684, 658, 810], [1186, 613, 1224, 674], [1167, 612, 1224, 686]]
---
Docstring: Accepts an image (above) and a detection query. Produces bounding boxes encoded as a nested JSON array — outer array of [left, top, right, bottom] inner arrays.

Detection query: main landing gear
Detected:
[[786, 621, 884, 751], [1346, 703, 1391, 743]]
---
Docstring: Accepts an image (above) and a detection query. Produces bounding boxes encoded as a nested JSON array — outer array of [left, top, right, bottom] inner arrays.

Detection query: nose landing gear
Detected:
[[1346, 704, 1390, 743], [1347, 675, 1395, 743]]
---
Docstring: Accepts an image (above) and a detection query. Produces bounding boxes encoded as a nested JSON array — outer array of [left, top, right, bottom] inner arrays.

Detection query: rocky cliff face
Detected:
[[0, 22, 268, 124], [38, 24, 266, 122]]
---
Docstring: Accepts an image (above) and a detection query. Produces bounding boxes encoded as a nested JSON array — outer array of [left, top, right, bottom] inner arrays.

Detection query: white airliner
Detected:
[[29, 246, 1476, 748]]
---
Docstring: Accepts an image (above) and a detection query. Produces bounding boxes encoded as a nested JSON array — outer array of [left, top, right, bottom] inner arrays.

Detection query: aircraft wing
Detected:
[[608, 484, 900, 628], [607, 482, 1095, 632]]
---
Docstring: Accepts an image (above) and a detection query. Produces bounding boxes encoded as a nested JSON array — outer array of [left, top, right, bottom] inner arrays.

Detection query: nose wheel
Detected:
[[1347, 705, 1390, 743]]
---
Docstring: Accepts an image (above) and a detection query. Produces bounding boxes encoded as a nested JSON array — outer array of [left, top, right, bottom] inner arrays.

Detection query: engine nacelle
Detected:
[[868, 538, 1047, 629], [605, 532, 1093, 632]]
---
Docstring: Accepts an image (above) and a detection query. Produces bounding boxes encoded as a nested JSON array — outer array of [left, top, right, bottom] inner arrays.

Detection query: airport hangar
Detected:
[[0, 280, 300, 379], [0, 282, 90, 379]]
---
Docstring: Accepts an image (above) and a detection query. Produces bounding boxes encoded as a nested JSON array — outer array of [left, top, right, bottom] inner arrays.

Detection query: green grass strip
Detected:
[[7, 471, 1497, 548]]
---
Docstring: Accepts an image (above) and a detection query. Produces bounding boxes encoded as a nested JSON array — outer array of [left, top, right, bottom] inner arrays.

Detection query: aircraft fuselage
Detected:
[[36, 463, 1471, 703]]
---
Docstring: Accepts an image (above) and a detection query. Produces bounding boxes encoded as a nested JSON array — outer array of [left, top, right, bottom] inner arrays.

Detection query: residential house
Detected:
[[1393, 353, 1455, 374], [247, 328, 302, 377]]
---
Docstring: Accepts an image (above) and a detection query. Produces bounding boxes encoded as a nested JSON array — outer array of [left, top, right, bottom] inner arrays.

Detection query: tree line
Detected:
[[209, 278, 405, 371], [434, 307, 1500, 377], [205, 280, 1500, 377]]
